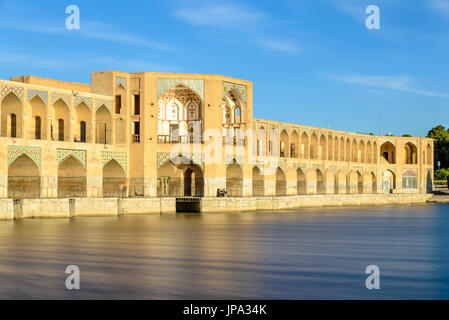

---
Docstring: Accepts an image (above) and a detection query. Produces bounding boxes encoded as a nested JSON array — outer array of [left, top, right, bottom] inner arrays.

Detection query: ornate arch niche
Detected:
[[157, 84, 203, 143]]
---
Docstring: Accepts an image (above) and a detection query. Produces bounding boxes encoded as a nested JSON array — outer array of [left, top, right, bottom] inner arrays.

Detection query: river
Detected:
[[0, 203, 448, 299]]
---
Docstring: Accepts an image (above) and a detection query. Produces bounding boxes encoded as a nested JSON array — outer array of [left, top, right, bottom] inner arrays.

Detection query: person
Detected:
[[74, 136, 78, 142]]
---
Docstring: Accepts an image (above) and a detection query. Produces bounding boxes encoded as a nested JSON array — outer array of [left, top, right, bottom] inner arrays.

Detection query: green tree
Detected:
[[427, 125, 449, 170]]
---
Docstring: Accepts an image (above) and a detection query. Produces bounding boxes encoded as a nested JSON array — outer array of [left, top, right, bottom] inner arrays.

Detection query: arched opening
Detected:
[[337, 170, 347, 194], [327, 134, 333, 161], [310, 134, 318, 160], [359, 140, 366, 163], [301, 132, 309, 159], [297, 168, 306, 195], [345, 138, 351, 162], [276, 168, 286, 196], [316, 169, 325, 194], [58, 119, 65, 141], [290, 131, 299, 158], [319, 135, 327, 160], [96, 105, 113, 144], [103, 160, 126, 197], [35, 116, 42, 140], [371, 172, 377, 194], [382, 170, 396, 193], [426, 144, 432, 165], [252, 166, 264, 196], [373, 142, 378, 163], [257, 126, 266, 156], [280, 130, 289, 157], [76, 102, 92, 143], [333, 137, 339, 161], [1, 93, 22, 138], [357, 171, 363, 194], [346, 174, 351, 194], [226, 160, 243, 197], [30, 95, 46, 140], [158, 161, 184, 197], [380, 142, 396, 164], [184, 165, 204, 197], [352, 139, 358, 162], [53, 99, 70, 141], [340, 137, 345, 161], [8, 154, 40, 198], [158, 84, 203, 143], [10, 114, 17, 138], [403, 142, 417, 164], [58, 156, 86, 198], [366, 141, 373, 164]]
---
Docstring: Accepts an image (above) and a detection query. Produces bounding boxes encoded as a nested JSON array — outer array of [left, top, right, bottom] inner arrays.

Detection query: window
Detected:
[[58, 119, 64, 141], [10, 114, 17, 138], [402, 170, 417, 189], [133, 94, 140, 115], [132, 121, 140, 143], [35, 116, 41, 140], [115, 95, 122, 114], [80, 121, 86, 142]]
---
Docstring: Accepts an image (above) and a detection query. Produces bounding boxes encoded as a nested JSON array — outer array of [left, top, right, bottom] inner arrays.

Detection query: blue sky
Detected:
[[0, 0, 448, 137]]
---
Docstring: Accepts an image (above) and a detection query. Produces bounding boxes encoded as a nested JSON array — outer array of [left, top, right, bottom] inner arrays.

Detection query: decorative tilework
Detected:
[[116, 76, 127, 90], [157, 152, 204, 170], [74, 95, 93, 111], [223, 81, 247, 103], [95, 98, 113, 114], [51, 92, 71, 106], [7, 146, 41, 171], [102, 151, 127, 172], [57, 149, 87, 167], [157, 78, 205, 101], [1, 85, 24, 101], [27, 89, 48, 106]]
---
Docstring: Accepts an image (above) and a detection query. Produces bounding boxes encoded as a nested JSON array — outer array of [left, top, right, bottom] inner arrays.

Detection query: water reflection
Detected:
[[0, 204, 448, 299]]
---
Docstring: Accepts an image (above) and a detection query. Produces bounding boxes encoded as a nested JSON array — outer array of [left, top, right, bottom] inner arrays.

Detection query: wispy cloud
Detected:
[[0, 0, 173, 51], [174, 3, 265, 28], [0, 47, 179, 72], [430, 0, 449, 16], [172, 1, 300, 53], [329, 74, 448, 98]]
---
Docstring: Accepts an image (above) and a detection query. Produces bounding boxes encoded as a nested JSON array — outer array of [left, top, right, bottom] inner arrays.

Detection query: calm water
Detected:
[[0, 204, 449, 299]]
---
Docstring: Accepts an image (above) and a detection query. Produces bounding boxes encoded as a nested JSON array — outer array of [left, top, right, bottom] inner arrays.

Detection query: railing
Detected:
[[222, 136, 245, 146], [132, 134, 140, 143], [158, 135, 202, 144]]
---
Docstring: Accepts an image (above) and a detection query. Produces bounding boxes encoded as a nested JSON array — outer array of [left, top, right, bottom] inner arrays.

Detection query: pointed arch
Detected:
[[297, 168, 306, 195], [319, 135, 327, 160], [58, 155, 87, 198], [96, 105, 112, 144], [301, 132, 309, 159], [53, 98, 70, 141], [252, 166, 264, 196], [290, 130, 299, 158], [276, 167, 286, 196], [1, 92, 23, 138], [226, 160, 243, 197], [8, 154, 40, 198], [380, 141, 396, 164], [316, 169, 325, 194], [280, 130, 289, 157], [29, 95, 46, 140], [310, 133, 318, 159], [75, 101, 92, 143], [103, 159, 127, 197], [359, 140, 366, 163]]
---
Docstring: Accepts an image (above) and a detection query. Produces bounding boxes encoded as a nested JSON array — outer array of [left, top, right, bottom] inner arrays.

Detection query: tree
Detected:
[[427, 125, 449, 170]]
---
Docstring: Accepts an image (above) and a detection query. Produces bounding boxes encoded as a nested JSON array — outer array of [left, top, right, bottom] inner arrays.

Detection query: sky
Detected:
[[0, 0, 448, 137]]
